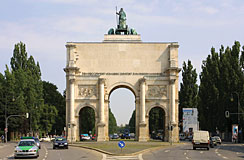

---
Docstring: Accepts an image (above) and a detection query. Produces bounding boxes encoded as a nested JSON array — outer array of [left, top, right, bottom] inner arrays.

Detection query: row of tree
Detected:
[[179, 41, 244, 136], [0, 42, 65, 139]]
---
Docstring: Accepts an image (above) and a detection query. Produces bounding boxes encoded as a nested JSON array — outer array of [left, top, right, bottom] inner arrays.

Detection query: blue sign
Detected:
[[118, 141, 125, 148]]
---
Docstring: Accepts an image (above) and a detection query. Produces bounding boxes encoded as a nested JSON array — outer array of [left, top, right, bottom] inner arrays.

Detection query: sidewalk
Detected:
[[70, 141, 185, 156]]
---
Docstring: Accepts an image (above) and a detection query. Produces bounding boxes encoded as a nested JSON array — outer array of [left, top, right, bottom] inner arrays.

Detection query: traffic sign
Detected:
[[118, 141, 125, 148]]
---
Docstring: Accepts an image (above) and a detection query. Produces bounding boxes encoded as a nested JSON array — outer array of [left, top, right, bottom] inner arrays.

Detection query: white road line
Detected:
[[103, 154, 143, 160], [222, 156, 228, 159], [165, 150, 170, 152], [138, 154, 143, 160], [184, 152, 187, 155], [200, 151, 203, 154], [236, 152, 240, 155], [186, 157, 189, 159], [217, 154, 221, 156]]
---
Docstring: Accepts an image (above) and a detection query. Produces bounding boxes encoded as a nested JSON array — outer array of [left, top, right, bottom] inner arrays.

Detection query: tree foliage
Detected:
[[198, 41, 244, 133], [179, 60, 198, 121], [0, 42, 62, 139], [128, 110, 135, 133], [109, 108, 117, 134]]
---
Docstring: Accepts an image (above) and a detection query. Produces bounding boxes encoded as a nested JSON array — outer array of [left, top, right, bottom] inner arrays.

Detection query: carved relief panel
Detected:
[[147, 85, 167, 98], [78, 85, 97, 98]]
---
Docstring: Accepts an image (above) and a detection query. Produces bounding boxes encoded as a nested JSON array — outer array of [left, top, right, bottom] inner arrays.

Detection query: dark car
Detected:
[[53, 137, 68, 149], [210, 137, 217, 148], [121, 129, 130, 139]]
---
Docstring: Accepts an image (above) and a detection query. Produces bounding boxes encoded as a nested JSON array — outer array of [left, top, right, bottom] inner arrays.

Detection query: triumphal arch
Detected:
[[64, 8, 180, 142]]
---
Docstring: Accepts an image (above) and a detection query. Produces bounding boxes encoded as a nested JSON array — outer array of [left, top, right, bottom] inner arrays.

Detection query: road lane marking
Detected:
[[186, 157, 189, 159], [103, 154, 143, 160], [223, 156, 228, 159], [138, 154, 143, 160], [165, 150, 170, 152], [236, 152, 240, 155], [184, 152, 186, 155], [200, 151, 203, 154]]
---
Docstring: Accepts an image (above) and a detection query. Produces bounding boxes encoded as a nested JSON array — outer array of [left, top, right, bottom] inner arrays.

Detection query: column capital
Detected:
[[169, 79, 176, 84], [99, 78, 106, 84], [139, 78, 146, 85]]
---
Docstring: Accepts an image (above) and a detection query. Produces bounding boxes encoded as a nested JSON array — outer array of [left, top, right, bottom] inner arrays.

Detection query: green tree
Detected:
[[128, 110, 135, 133], [42, 81, 65, 135], [198, 41, 244, 134], [109, 108, 117, 134], [179, 60, 198, 122]]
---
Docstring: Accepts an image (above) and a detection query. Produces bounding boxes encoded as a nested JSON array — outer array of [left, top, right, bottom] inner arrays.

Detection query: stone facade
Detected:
[[64, 34, 180, 142]]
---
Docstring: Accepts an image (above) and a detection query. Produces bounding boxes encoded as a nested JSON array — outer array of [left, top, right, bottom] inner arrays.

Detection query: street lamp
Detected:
[[231, 92, 240, 142]]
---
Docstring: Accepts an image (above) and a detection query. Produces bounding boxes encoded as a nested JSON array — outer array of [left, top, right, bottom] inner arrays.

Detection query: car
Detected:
[[34, 137, 41, 149], [210, 137, 217, 148], [213, 136, 221, 144], [20, 137, 41, 149], [112, 133, 119, 139], [121, 129, 130, 139], [40, 136, 51, 142], [80, 134, 91, 141], [14, 139, 39, 159], [53, 137, 68, 149], [192, 131, 210, 150], [179, 133, 186, 141]]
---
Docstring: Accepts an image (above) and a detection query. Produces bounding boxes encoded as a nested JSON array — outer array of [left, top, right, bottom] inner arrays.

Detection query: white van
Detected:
[[192, 131, 210, 150]]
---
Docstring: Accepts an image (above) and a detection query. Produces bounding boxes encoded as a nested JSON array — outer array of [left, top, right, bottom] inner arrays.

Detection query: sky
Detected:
[[0, 0, 244, 126]]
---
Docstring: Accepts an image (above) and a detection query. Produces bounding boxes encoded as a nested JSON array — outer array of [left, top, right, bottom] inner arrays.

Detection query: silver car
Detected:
[[14, 139, 39, 158]]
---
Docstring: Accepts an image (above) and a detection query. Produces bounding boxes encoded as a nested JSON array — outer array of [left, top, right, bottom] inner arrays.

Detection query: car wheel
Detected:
[[53, 146, 56, 149], [66, 146, 68, 149], [207, 147, 209, 150], [193, 147, 196, 150]]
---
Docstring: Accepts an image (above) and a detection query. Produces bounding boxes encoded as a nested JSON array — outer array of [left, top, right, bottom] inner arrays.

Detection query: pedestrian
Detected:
[[1, 135, 4, 143]]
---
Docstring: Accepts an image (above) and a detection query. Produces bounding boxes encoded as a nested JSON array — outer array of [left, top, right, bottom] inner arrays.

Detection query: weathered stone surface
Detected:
[[64, 34, 180, 142]]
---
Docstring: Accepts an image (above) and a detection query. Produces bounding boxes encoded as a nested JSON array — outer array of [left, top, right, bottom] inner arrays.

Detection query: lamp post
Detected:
[[5, 113, 29, 143], [231, 92, 240, 142]]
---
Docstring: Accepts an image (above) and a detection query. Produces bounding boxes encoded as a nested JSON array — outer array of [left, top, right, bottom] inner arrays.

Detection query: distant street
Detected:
[[143, 142, 244, 160], [1, 141, 244, 160]]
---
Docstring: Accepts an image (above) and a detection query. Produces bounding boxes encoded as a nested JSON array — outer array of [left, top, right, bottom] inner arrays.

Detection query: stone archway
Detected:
[[108, 84, 137, 140], [64, 34, 180, 142]]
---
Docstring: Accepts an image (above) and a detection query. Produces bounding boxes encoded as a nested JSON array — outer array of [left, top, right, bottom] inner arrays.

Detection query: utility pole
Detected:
[[5, 113, 29, 143]]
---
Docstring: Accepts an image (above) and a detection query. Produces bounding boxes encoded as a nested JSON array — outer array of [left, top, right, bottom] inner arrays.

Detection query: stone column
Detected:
[[139, 78, 147, 141], [99, 78, 105, 123], [97, 78, 106, 141], [170, 79, 176, 123], [170, 80, 175, 124], [69, 79, 75, 143], [70, 79, 75, 124], [140, 78, 146, 123]]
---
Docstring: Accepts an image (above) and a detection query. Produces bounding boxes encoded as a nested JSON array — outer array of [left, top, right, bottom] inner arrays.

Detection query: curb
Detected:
[[70, 142, 185, 156]]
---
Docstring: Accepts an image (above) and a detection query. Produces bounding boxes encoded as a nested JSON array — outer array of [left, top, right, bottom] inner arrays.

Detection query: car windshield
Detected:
[[19, 141, 35, 146], [34, 138, 40, 142], [55, 138, 66, 141]]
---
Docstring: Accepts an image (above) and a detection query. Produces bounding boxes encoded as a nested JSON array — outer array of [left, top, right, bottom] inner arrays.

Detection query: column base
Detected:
[[138, 122, 148, 142]]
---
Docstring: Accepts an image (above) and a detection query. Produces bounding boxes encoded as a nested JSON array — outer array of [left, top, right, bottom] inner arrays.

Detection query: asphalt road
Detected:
[[143, 142, 244, 160], [1, 141, 244, 160], [0, 142, 102, 160]]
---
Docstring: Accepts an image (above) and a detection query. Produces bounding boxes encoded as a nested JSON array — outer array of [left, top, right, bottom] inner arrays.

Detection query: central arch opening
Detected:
[[109, 87, 136, 140]]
